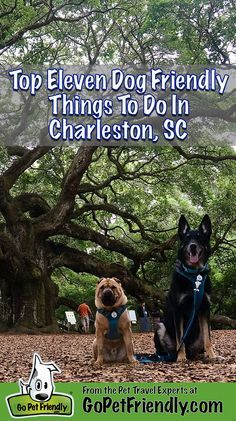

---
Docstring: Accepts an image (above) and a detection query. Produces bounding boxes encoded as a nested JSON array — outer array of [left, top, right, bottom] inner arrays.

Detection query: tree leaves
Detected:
[[0, 331, 235, 382]]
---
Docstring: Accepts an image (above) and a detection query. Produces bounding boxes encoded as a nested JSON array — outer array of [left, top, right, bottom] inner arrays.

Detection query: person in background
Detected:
[[77, 302, 92, 333], [151, 303, 161, 331], [136, 302, 150, 332]]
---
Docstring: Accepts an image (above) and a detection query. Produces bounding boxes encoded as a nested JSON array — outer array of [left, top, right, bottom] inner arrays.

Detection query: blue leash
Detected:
[[175, 285, 198, 354], [175, 262, 209, 353]]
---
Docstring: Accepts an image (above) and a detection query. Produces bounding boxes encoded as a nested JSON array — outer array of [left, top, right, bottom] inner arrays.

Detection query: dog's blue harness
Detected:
[[97, 305, 127, 340]]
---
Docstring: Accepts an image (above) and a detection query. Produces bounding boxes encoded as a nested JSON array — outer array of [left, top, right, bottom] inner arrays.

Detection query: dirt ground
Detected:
[[0, 330, 235, 383]]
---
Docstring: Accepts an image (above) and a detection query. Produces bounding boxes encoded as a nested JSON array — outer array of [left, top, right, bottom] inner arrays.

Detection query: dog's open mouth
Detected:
[[188, 250, 202, 265], [189, 253, 199, 264]]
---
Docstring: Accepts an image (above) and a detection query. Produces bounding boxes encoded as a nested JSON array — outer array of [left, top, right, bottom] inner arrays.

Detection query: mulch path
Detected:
[[0, 330, 235, 383]]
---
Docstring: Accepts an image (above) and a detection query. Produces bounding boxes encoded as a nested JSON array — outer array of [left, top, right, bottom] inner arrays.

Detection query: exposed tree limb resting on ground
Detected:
[[211, 315, 236, 328]]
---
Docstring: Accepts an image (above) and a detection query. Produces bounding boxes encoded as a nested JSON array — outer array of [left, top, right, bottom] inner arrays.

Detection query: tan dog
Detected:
[[93, 277, 136, 366]]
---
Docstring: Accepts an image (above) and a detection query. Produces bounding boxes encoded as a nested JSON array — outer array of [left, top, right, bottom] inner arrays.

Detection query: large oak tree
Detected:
[[0, 0, 235, 332]]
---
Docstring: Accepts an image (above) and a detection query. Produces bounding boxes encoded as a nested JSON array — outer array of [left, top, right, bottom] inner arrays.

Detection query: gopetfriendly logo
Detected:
[[6, 353, 74, 417]]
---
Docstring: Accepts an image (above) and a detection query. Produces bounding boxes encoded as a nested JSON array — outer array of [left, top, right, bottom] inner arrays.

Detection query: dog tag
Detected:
[[196, 274, 203, 282], [111, 311, 117, 318], [194, 280, 201, 291]]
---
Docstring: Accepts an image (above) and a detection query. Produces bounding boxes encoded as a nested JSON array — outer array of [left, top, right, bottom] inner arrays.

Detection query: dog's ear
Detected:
[[178, 215, 190, 239], [112, 277, 121, 284], [97, 278, 104, 284], [199, 214, 212, 237]]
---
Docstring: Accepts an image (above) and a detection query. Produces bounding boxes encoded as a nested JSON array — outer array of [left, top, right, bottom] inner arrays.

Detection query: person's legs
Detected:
[[143, 316, 149, 332], [85, 315, 90, 333], [139, 317, 144, 332], [82, 315, 90, 333], [81, 317, 86, 332], [140, 316, 149, 332]]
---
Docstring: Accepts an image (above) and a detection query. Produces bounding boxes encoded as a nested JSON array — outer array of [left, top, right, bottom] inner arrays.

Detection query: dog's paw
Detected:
[[204, 349, 215, 359], [177, 353, 187, 362], [94, 359, 103, 367]]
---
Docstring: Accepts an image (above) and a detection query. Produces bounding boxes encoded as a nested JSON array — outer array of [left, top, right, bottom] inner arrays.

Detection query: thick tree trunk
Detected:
[[0, 252, 59, 333], [0, 146, 98, 333], [15, 277, 58, 333], [0, 279, 12, 331], [0, 274, 59, 333]]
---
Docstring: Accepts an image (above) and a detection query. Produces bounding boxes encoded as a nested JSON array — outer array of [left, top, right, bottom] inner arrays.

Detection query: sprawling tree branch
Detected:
[[13, 193, 51, 217], [75, 202, 162, 244], [57, 221, 176, 266], [0, 1, 128, 52], [36, 146, 97, 235], [173, 146, 236, 162], [212, 219, 236, 253], [3, 145, 52, 191], [48, 241, 164, 302], [57, 222, 141, 263], [6, 146, 28, 157]]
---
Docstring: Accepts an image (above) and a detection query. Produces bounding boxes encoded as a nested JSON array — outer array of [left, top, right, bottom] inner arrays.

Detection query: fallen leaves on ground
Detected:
[[0, 330, 235, 383]]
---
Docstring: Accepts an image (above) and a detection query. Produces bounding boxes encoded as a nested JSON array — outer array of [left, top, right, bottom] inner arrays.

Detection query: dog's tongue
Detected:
[[190, 254, 199, 264]]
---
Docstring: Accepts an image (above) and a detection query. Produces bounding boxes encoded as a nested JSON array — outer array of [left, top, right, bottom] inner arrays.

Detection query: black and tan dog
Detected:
[[154, 215, 215, 362], [93, 277, 136, 366]]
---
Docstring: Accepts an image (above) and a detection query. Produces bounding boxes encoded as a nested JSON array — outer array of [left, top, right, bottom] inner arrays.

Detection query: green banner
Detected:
[[7, 393, 73, 417], [0, 382, 235, 421]]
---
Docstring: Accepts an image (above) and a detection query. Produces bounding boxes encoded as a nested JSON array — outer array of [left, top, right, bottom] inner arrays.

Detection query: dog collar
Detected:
[[175, 261, 209, 289], [97, 305, 127, 340], [176, 260, 209, 275]]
